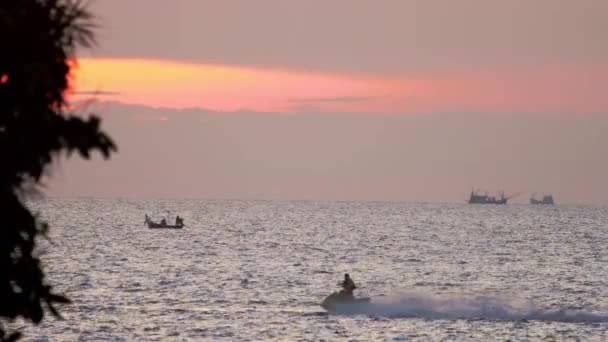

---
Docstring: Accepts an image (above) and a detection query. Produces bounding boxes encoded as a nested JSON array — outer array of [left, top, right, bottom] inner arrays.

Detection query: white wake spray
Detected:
[[330, 291, 608, 323]]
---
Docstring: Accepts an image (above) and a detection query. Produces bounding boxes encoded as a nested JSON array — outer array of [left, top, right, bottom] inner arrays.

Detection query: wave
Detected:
[[330, 291, 608, 323]]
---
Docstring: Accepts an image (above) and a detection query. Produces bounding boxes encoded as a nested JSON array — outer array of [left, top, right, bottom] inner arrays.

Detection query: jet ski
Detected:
[[320, 290, 370, 311]]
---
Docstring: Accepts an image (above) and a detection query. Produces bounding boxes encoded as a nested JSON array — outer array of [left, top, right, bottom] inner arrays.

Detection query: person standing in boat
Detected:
[[340, 273, 356, 298]]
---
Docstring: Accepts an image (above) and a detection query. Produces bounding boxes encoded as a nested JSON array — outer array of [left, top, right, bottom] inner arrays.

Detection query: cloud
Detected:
[[287, 96, 383, 113], [287, 96, 381, 104], [74, 90, 121, 96], [90, 1, 608, 74]]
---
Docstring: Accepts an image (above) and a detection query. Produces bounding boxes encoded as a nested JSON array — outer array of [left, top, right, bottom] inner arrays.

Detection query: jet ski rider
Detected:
[[340, 273, 356, 298]]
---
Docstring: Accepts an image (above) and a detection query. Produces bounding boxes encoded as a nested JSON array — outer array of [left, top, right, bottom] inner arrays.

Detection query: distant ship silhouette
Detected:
[[530, 194, 554, 205], [468, 188, 519, 204]]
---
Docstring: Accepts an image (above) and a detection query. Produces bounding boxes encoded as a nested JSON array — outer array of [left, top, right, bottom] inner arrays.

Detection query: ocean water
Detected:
[[11, 198, 608, 341]]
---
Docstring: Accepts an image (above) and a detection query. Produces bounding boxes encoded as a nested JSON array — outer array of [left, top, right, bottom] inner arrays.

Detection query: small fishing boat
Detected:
[[144, 214, 184, 229]]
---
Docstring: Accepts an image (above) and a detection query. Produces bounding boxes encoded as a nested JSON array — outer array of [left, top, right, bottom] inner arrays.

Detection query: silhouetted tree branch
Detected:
[[0, 1, 115, 340]]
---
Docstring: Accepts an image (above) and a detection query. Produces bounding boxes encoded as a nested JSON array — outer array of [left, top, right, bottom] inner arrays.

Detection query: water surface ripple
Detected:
[[14, 199, 608, 341]]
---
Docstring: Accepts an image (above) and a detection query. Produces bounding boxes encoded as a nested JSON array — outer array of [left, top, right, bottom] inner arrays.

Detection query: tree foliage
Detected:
[[0, 1, 115, 340]]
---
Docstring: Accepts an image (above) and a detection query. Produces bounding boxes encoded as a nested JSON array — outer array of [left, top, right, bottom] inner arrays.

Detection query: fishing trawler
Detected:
[[468, 188, 517, 204], [530, 194, 554, 205]]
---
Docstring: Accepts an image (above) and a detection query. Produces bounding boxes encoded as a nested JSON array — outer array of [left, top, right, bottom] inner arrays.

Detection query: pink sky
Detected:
[[49, 1, 608, 203], [72, 0, 608, 115], [73, 58, 608, 114]]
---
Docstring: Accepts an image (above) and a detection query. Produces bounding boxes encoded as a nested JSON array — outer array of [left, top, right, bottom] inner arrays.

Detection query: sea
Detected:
[[10, 198, 608, 341]]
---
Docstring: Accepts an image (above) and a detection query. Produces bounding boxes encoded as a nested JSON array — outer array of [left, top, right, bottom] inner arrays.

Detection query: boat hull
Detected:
[[320, 291, 370, 311], [147, 222, 184, 229], [530, 195, 554, 205]]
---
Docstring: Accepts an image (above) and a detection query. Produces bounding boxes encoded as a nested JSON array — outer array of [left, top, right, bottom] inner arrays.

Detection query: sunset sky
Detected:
[[50, 0, 608, 203], [73, 58, 607, 114]]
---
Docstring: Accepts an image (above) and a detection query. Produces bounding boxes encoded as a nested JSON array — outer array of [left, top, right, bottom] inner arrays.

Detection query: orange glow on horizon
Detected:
[[71, 57, 608, 114], [72, 58, 409, 112]]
